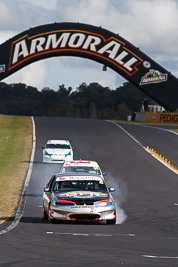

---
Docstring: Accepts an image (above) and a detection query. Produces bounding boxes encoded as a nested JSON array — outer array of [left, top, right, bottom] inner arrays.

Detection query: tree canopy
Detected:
[[0, 81, 156, 119]]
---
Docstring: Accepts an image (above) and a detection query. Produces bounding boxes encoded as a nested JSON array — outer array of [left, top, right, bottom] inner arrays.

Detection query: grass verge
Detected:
[[0, 115, 32, 224]]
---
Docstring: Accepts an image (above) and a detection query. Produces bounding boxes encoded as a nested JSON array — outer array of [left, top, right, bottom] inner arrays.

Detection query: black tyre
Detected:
[[106, 218, 116, 224], [43, 206, 48, 220], [48, 206, 54, 223]]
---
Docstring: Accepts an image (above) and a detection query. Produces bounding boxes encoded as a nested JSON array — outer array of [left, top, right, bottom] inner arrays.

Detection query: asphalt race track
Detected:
[[0, 117, 178, 267]]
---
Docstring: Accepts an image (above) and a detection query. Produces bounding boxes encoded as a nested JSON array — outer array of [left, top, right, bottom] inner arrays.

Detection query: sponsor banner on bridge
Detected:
[[9, 30, 143, 76], [0, 22, 178, 111], [145, 112, 178, 123], [140, 69, 168, 85]]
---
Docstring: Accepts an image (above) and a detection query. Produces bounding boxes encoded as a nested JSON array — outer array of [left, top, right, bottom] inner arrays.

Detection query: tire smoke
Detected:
[[105, 172, 128, 224]]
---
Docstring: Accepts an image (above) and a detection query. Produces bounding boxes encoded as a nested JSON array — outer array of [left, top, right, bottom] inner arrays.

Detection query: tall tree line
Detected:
[[0, 81, 156, 119]]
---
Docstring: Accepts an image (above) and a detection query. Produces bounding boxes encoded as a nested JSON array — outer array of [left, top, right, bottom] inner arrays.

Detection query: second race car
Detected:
[[59, 160, 106, 179]]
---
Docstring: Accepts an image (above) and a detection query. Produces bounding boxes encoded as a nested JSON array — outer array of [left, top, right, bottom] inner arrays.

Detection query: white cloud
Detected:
[[3, 60, 48, 90], [0, 0, 178, 90], [0, 2, 19, 30], [0, 31, 17, 44], [27, 0, 58, 9], [123, 0, 178, 54], [39, 57, 120, 91]]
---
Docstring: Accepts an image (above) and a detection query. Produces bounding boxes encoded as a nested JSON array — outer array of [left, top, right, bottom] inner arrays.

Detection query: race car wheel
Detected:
[[48, 212, 53, 223], [48, 205, 54, 223], [43, 207, 48, 220], [106, 218, 116, 224]]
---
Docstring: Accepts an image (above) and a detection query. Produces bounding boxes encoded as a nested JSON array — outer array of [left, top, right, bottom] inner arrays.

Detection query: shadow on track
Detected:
[[20, 216, 106, 225]]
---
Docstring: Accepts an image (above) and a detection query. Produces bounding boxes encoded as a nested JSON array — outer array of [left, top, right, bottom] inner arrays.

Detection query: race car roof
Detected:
[[63, 160, 99, 167], [47, 140, 70, 144]]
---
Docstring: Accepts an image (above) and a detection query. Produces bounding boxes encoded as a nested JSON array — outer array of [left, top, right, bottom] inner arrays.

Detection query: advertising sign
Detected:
[[0, 23, 178, 111]]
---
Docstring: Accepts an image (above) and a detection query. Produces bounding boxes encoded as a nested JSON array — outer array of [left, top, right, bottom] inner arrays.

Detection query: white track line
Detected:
[[108, 122, 178, 259], [143, 255, 178, 259], [107, 121, 178, 175], [0, 117, 36, 235], [107, 121, 145, 147], [47, 232, 135, 237], [141, 124, 178, 136]]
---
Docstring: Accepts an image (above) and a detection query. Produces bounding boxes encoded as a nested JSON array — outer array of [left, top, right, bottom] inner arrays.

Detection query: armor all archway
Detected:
[[0, 22, 177, 111]]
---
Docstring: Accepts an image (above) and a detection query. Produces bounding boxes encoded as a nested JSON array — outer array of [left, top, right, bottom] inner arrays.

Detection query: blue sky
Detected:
[[0, 0, 178, 91]]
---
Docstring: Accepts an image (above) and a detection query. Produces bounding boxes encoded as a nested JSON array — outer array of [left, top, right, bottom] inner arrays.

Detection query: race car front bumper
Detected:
[[49, 205, 116, 221]]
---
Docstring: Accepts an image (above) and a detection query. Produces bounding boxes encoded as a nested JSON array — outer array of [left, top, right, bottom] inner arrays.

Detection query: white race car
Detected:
[[59, 160, 106, 179], [42, 140, 73, 163]]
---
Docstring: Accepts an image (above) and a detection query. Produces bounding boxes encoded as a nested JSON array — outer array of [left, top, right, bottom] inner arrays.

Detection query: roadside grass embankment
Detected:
[[0, 115, 32, 224]]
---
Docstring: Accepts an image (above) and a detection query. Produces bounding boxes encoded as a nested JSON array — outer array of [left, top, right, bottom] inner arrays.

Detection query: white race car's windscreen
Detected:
[[53, 180, 107, 192], [61, 166, 101, 174], [46, 144, 70, 149]]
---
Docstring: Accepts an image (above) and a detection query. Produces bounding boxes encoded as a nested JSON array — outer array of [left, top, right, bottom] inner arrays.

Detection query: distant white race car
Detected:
[[42, 140, 73, 163], [60, 160, 106, 179]]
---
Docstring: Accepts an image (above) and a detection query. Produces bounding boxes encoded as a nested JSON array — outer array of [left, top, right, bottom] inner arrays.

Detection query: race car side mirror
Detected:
[[103, 172, 107, 176], [44, 187, 51, 192], [108, 187, 115, 192]]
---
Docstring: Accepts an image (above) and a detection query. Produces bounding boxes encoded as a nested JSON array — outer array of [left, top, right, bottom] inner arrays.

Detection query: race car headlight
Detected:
[[51, 195, 58, 206], [65, 151, 72, 158], [94, 199, 113, 207], [57, 200, 75, 206], [45, 150, 52, 156]]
